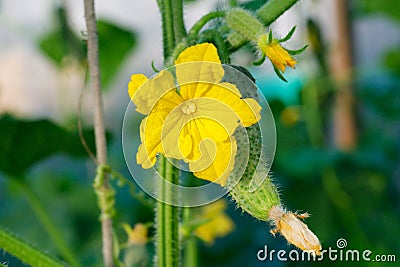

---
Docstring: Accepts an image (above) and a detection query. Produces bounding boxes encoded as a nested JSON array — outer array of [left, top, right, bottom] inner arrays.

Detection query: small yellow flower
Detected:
[[123, 223, 148, 245], [280, 106, 301, 127], [195, 200, 235, 244], [258, 35, 296, 72], [128, 43, 261, 185], [269, 205, 322, 255]]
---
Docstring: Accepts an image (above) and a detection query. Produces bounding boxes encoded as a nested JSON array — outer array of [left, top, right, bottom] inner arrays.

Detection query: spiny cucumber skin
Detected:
[[229, 174, 280, 221], [228, 124, 281, 221], [227, 32, 247, 48], [226, 8, 265, 44]]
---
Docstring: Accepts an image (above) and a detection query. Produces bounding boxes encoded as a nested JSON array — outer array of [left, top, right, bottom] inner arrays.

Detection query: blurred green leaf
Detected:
[[275, 147, 335, 179], [0, 115, 96, 177], [355, 0, 400, 21], [239, 0, 268, 11], [39, 7, 86, 66], [383, 47, 400, 76], [97, 20, 137, 87], [39, 29, 85, 65], [39, 7, 137, 88], [357, 80, 400, 119]]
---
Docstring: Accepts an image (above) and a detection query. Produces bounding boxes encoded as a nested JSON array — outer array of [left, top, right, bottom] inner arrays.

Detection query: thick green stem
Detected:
[[183, 208, 198, 267], [256, 0, 299, 26], [171, 0, 187, 42], [0, 227, 66, 267], [159, 0, 175, 60], [11, 179, 81, 267], [155, 157, 180, 267], [156, 0, 186, 266], [183, 236, 198, 267]]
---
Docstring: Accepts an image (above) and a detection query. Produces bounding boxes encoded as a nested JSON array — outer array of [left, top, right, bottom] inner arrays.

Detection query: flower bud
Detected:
[[257, 35, 296, 72]]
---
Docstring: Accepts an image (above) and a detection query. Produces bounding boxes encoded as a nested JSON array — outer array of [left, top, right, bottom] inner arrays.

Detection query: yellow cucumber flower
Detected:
[[123, 223, 148, 245], [258, 34, 296, 72], [128, 43, 261, 185], [195, 199, 235, 244]]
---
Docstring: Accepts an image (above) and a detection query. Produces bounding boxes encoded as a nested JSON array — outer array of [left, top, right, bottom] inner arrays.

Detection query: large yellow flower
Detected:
[[128, 43, 261, 185]]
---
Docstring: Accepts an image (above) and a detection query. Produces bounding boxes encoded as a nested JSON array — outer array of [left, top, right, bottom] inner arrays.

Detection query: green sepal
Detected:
[[252, 53, 266, 66], [268, 29, 273, 44], [287, 44, 308, 55], [273, 66, 288, 82], [278, 25, 296, 42]]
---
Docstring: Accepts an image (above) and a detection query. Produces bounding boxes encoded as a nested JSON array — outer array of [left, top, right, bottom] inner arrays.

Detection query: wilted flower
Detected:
[[269, 205, 321, 255]]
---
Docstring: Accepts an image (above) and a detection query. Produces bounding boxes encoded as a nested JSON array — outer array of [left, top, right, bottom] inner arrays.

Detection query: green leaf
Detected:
[[0, 115, 98, 177], [239, 0, 268, 11], [355, 0, 400, 21], [39, 7, 137, 88], [0, 227, 66, 267], [97, 20, 137, 87], [39, 7, 86, 66], [383, 47, 400, 76]]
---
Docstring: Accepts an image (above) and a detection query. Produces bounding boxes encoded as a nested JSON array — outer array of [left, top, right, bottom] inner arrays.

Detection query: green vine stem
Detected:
[[183, 236, 198, 267], [256, 0, 299, 26], [11, 179, 81, 267], [155, 0, 186, 265], [158, 0, 175, 60], [157, 1, 183, 265], [182, 208, 198, 267], [155, 157, 180, 267], [83, 0, 115, 266], [0, 227, 66, 267], [187, 11, 225, 38], [172, 0, 187, 42]]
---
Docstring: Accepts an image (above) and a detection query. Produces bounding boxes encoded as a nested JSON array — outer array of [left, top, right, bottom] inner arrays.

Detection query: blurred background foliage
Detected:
[[0, 0, 399, 266]]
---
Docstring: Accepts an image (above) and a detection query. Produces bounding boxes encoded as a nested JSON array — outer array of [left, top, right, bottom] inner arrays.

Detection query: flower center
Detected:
[[181, 101, 197, 115]]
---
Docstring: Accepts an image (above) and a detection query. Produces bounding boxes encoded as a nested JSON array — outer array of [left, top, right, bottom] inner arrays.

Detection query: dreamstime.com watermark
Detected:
[[257, 238, 397, 262]]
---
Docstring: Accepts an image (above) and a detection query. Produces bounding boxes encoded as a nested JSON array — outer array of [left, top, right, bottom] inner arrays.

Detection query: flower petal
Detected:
[[128, 70, 176, 115], [264, 42, 297, 72], [201, 83, 261, 127], [190, 137, 237, 186], [175, 43, 224, 96], [278, 212, 321, 255], [184, 117, 232, 161], [175, 43, 221, 65], [136, 111, 169, 168]]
